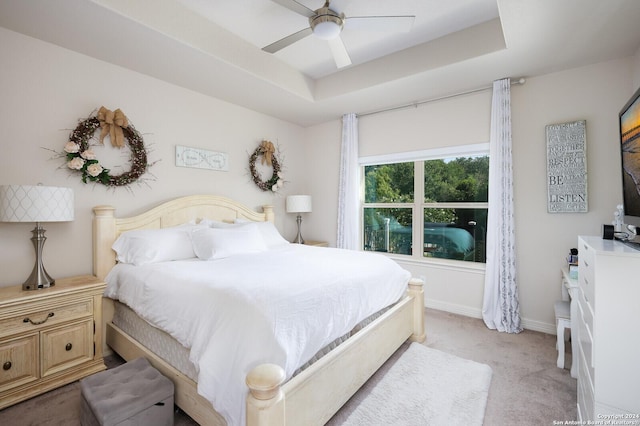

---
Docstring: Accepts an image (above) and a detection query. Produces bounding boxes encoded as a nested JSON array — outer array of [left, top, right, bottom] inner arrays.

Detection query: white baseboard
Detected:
[[520, 318, 556, 335], [425, 299, 482, 319], [425, 298, 557, 335]]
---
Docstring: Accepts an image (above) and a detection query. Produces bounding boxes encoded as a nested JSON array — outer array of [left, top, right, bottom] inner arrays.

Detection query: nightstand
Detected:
[[0, 275, 106, 409], [303, 240, 328, 247]]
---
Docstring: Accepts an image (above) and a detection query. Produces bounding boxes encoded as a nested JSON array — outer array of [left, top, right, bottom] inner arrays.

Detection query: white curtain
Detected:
[[482, 78, 522, 333], [337, 113, 360, 250]]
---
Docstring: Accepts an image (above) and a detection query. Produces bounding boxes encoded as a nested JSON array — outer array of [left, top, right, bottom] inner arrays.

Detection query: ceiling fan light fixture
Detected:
[[313, 20, 341, 40], [310, 8, 344, 40]]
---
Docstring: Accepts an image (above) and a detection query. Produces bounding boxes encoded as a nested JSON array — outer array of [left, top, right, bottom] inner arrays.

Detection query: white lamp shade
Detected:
[[0, 185, 74, 222], [286, 195, 312, 213]]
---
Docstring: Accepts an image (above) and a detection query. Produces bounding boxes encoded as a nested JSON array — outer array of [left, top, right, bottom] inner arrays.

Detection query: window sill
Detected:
[[385, 253, 486, 274]]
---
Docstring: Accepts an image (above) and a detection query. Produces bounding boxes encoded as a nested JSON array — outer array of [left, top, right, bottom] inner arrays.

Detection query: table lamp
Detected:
[[286, 195, 312, 244], [0, 185, 74, 290]]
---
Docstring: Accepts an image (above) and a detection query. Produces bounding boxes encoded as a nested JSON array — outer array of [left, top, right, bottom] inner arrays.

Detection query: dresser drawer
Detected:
[[578, 240, 595, 308], [577, 345, 595, 421], [576, 287, 593, 334], [41, 319, 94, 378], [577, 300, 595, 377], [0, 333, 39, 392], [0, 299, 94, 339]]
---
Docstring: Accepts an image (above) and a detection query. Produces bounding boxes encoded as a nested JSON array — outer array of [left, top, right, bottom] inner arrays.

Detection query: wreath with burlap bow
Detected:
[[63, 107, 149, 186], [249, 140, 284, 192]]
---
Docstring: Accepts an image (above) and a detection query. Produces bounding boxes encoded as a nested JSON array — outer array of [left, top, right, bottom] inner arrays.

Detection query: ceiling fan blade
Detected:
[[262, 27, 313, 53], [328, 37, 352, 68], [345, 15, 415, 32], [270, 0, 316, 18]]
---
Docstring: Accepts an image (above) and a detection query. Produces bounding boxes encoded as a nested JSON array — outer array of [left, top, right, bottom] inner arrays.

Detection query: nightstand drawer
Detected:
[[41, 319, 94, 378], [0, 299, 94, 339], [0, 333, 39, 392]]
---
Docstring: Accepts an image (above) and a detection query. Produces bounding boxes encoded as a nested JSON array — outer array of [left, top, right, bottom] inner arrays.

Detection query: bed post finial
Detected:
[[262, 205, 275, 223], [246, 363, 285, 425], [408, 277, 426, 343]]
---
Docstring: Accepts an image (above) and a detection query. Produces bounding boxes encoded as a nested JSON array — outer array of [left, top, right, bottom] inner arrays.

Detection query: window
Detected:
[[362, 145, 489, 263]]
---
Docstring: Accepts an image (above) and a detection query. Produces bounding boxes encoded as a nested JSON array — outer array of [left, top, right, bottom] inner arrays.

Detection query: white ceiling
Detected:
[[1, 0, 640, 127], [175, 0, 500, 79]]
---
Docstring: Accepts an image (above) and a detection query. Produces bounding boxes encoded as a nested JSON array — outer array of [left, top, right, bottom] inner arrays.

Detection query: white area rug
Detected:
[[341, 343, 493, 426]]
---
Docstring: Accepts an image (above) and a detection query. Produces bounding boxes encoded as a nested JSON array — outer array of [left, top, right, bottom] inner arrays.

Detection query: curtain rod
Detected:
[[357, 77, 526, 118]]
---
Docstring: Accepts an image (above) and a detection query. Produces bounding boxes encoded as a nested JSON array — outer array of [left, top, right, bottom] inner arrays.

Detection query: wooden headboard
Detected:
[[92, 195, 275, 280]]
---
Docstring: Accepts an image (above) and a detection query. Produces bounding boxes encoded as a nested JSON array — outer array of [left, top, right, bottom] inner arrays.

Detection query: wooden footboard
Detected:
[[246, 278, 425, 426], [105, 278, 424, 426]]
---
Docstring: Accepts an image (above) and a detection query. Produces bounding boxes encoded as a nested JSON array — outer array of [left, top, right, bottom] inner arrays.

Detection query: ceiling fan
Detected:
[[263, 0, 415, 69]]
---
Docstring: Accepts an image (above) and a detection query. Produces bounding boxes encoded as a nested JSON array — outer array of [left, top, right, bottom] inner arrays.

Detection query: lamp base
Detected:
[[22, 224, 55, 291], [292, 214, 305, 244]]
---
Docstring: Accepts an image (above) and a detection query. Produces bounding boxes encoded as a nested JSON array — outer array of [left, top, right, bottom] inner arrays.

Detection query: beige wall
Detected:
[[2, 25, 638, 333], [511, 58, 634, 331], [305, 57, 636, 332], [0, 27, 307, 286], [633, 45, 640, 88]]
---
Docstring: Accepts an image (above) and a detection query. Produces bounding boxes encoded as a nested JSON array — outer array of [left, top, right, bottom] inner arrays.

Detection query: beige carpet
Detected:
[[0, 308, 576, 425]]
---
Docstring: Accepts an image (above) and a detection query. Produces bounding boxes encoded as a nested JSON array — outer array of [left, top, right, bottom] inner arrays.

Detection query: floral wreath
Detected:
[[64, 107, 148, 186], [249, 140, 284, 192]]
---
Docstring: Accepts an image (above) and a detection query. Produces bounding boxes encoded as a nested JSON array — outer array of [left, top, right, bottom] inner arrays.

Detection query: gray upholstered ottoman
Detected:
[[80, 357, 174, 426]]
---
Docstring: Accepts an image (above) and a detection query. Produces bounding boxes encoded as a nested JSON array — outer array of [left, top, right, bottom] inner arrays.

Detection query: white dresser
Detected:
[[576, 236, 640, 422]]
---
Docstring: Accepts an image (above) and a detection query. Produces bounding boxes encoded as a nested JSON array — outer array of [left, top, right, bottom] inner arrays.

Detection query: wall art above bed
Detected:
[[175, 145, 228, 171], [61, 106, 153, 188], [249, 140, 285, 192]]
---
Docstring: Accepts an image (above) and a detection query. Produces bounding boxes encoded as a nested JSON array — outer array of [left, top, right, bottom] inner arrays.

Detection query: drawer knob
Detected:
[[23, 312, 54, 325], [3, 361, 11, 371], [65, 343, 73, 351]]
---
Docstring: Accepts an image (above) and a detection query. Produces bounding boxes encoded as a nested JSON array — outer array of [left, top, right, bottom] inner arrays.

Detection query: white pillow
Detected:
[[252, 221, 289, 248], [199, 218, 236, 228], [112, 224, 200, 266], [203, 218, 289, 248], [234, 219, 289, 248], [190, 223, 268, 260]]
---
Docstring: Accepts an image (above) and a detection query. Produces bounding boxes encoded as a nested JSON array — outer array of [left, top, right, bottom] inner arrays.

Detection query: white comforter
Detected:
[[105, 244, 410, 426]]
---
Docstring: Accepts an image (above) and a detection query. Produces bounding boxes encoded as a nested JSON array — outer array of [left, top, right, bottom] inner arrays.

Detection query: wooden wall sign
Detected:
[[546, 120, 588, 213], [175, 145, 229, 171]]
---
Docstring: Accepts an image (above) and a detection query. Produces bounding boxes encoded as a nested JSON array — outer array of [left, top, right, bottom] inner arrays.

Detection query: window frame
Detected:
[[359, 143, 489, 266]]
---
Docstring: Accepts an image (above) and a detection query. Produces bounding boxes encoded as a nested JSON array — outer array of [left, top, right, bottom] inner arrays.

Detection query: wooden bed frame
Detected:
[[92, 194, 425, 426]]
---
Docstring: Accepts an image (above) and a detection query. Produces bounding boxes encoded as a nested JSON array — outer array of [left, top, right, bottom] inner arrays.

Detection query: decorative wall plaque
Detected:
[[546, 120, 588, 213], [175, 145, 228, 171]]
